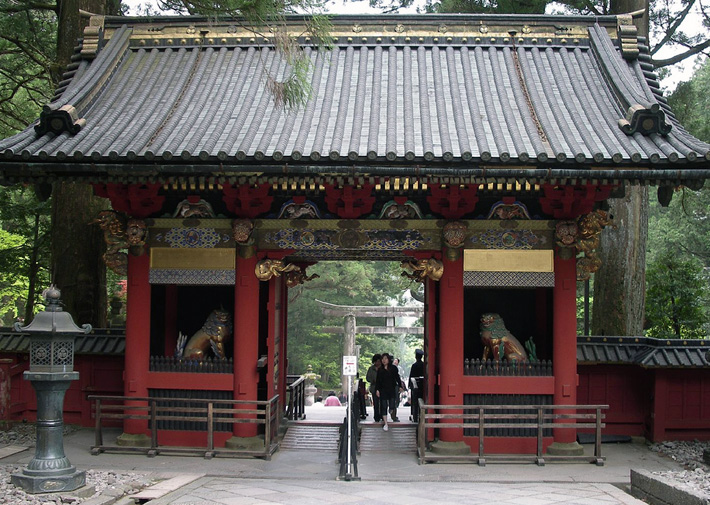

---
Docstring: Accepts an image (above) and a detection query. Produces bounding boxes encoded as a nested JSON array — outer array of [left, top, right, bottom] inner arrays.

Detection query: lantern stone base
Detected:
[[429, 440, 471, 455], [11, 466, 86, 494], [546, 441, 584, 456], [116, 432, 151, 447], [225, 435, 264, 450]]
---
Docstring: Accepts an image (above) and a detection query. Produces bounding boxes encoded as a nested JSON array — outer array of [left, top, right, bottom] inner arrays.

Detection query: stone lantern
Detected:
[[303, 365, 320, 406], [11, 285, 91, 494]]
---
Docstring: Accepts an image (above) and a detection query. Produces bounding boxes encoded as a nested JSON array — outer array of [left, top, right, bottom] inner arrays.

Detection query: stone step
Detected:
[[359, 424, 417, 453], [280, 424, 341, 452]]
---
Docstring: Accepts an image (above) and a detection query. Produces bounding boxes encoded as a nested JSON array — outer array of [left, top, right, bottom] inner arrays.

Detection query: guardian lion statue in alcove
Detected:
[[177, 309, 233, 361], [480, 313, 528, 363]]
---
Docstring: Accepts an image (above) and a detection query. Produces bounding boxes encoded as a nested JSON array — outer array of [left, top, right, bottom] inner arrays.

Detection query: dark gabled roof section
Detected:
[[577, 336, 710, 368], [0, 328, 126, 356], [1, 13, 709, 182]]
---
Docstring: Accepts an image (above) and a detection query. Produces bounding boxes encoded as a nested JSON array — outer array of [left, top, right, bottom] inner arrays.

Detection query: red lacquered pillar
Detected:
[[233, 253, 260, 437], [437, 256, 464, 442], [124, 253, 151, 435], [552, 254, 578, 444]]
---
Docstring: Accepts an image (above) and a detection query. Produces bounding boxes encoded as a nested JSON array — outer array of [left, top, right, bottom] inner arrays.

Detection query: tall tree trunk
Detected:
[[50, 0, 114, 326], [24, 213, 41, 324], [591, 187, 649, 336], [591, 0, 649, 337], [51, 184, 108, 327]]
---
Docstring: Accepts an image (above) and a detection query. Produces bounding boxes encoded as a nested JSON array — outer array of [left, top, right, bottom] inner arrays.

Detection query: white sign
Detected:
[[342, 356, 358, 376]]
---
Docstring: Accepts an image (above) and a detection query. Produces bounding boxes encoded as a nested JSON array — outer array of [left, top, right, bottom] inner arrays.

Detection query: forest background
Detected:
[[0, 0, 708, 391]]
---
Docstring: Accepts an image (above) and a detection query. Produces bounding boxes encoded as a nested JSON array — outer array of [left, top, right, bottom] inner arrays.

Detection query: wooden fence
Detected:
[[88, 394, 279, 459], [417, 401, 607, 466]]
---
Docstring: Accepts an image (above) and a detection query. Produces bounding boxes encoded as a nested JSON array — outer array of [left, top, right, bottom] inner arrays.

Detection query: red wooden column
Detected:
[[277, 277, 288, 414], [266, 276, 283, 407], [123, 253, 150, 436], [437, 256, 464, 442], [233, 253, 260, 437], [425, 276, 437, 442], [552, 254, 578, 444]]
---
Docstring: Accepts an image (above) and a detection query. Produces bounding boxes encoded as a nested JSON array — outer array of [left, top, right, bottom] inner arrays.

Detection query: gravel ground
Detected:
[[649, 440, 710, 498], [0, 423, 155, 504]]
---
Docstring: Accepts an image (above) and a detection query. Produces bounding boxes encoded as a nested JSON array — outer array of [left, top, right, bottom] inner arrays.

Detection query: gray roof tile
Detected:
[[577, 336, 710, 368], [0, 328, 125, 356], [1, 14, 709, 177]]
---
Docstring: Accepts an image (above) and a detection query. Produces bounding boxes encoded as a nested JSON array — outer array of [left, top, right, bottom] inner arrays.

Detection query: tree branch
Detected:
[[650, 0, 697, 56], [653, 38, 710, 67], [0, 2, 56, 13]]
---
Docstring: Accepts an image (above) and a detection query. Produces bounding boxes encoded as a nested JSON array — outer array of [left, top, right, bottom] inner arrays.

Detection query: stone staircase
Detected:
[[280, 423, 341, 451], [359, 424, 417, 453], [280, 422, 418, 453]]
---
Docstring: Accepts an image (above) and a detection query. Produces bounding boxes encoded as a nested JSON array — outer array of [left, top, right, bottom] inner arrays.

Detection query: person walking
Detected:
[[375, 353, 403, 431], [409, 349, 425, 422], [366, 354, 382, 422]]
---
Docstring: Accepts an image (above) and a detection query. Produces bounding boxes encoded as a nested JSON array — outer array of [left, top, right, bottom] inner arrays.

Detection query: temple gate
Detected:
[[1, 12, 709, 457]]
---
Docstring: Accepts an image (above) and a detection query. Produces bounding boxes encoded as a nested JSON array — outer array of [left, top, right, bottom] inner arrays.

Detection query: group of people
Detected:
[[366, 349, 425, 431]]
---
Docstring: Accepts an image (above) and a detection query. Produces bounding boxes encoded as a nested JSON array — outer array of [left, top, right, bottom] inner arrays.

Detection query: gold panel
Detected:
[[150, 248, 235, 270], [464, 250, 554, 273]]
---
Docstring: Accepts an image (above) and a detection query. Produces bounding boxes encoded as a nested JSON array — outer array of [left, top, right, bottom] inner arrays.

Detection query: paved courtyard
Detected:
[[147, 477, 645, 505]]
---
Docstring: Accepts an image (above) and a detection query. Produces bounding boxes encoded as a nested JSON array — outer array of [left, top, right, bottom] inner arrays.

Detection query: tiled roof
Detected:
[[0, 14, 709, 182], [577, 336, 710, 368], [0, 328, 125, 356]]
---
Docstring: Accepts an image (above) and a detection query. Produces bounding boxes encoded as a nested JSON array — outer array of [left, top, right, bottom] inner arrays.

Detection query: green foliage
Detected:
[[649, 62, 710, 270], [668, 58, 710, 144], [0, 0, 57, 137], [643, 58, 710, 340], [644, 252, 708, 339], [0, 185, 51, 325], [287, 261, 420, 389], [423, 0, 547, 14]]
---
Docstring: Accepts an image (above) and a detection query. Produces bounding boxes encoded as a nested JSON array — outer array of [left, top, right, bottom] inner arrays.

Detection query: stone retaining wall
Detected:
[[630, 469, 710, 505]]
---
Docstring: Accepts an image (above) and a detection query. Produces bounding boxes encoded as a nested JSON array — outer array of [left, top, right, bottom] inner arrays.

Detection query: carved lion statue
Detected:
[[480, 313, 528, 363], [182, 309, 233, 361], [401, 258, 444, 283], [126, 219, 147, 247], [92, 210, 129, 274], [255, 259, 300, 282]]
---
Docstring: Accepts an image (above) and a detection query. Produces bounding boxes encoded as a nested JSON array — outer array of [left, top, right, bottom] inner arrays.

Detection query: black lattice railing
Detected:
[[149, 355, 233, 374], [464, 359, 552, 376]]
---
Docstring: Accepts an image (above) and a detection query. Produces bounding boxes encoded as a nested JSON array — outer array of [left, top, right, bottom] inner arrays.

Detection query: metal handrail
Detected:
[[286, 375, 306, 420], [338, 389, 360, 481], [417, 401, 607, 466], [89, 394, 279, 459]]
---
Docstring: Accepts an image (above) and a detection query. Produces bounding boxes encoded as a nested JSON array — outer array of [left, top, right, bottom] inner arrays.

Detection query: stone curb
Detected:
[[630, 469, 710, 505]]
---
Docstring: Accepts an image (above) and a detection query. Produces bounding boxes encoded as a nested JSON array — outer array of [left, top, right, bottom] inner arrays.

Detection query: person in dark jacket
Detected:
[[409, 349, 425, 422], [375, 353, 403, 431], [366, 354, 382, 422]]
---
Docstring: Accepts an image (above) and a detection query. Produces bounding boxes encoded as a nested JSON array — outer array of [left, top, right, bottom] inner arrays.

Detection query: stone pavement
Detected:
[[146, 477, 644, 505], [0, 426, 685, 505]]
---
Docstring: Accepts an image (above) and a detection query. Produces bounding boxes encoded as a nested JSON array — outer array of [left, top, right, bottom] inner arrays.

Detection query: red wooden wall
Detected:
[[0, 354, 124, 427], [577, 365, 710, 441]]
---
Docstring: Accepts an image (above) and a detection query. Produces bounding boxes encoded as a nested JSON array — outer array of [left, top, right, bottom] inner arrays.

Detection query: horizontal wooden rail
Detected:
[[89, 394, 279, 459], [417, 402, 608, 467]]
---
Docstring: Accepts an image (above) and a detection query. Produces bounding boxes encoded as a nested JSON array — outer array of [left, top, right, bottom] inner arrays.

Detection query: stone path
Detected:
[[145, 477, 645, 505]]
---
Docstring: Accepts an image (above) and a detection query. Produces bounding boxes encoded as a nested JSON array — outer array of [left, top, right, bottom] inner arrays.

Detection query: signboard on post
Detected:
[[342, 356, 357, 376]]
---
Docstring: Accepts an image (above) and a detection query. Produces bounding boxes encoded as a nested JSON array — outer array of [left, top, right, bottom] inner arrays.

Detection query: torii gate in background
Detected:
[[316, 300, 424, 390]]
